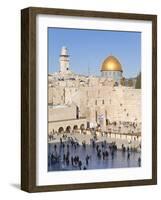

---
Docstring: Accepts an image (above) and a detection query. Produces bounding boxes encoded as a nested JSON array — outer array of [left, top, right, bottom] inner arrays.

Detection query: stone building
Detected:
[[48, 47, 141, 134]]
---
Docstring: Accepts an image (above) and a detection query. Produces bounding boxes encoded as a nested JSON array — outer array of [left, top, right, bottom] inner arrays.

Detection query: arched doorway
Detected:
[[73, 125, 78, 131], [66, 126, 71, 133], [58, 127, 64, 133], [80, 124, 85, 130]]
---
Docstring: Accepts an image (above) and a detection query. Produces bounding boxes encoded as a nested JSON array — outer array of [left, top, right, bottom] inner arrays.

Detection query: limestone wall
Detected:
[[48, 75, 141, 132], [48, 104, 76, 122]]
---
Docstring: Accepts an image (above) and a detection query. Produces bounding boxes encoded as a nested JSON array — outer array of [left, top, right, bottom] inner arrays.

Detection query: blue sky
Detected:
[[48, 28, 141, 78]]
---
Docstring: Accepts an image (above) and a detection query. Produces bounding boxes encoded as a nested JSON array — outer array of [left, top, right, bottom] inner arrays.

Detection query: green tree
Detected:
[[135, 72, 141, 89], [120, 77, 126, 86]]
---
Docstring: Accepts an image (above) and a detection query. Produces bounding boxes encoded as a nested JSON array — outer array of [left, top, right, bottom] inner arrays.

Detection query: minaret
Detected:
[[59, 46, 70, 74]]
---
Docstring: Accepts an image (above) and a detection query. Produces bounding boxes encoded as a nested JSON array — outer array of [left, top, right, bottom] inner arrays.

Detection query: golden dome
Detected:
[[101, 56, 122, 72]]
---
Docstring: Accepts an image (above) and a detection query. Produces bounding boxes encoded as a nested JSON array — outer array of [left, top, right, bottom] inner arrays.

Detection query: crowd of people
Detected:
[[107, 121, 141, 135], [48, 136, 141, 171]]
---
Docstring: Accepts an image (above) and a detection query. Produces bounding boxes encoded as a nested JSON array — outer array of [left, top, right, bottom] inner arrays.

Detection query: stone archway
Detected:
[[58, 127, 64, 133], [80, 124, 85, 131], [66, 126, 71, 133], [73, 125, 78, 131]]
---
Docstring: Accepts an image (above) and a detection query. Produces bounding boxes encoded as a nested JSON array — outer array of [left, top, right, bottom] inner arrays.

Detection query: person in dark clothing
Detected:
[[127, 152, 130, 159], [54, 144, 57, 151], [78, 160, 82, 170], [138, 157, 141, 166], [102, 151, 104, 160], [71, 156, 74, 166], [122, 146, 126, 152], [97, 149, 101, 158], [92, 140, 95, 148], [105, 150, 109, 157], [111, 150, 114, 159], [85, 155, 90, 165]]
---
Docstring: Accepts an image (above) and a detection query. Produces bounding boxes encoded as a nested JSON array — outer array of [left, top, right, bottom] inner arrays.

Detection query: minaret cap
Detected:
[[60, 46, 68, 56]]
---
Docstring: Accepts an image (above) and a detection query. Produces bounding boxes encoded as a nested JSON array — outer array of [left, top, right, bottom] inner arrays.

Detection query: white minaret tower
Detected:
[[59, 46, 70, 74]]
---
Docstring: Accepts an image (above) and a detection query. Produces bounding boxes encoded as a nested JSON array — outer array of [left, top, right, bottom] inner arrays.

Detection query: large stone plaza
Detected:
[[48, 46, 141, 171]]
